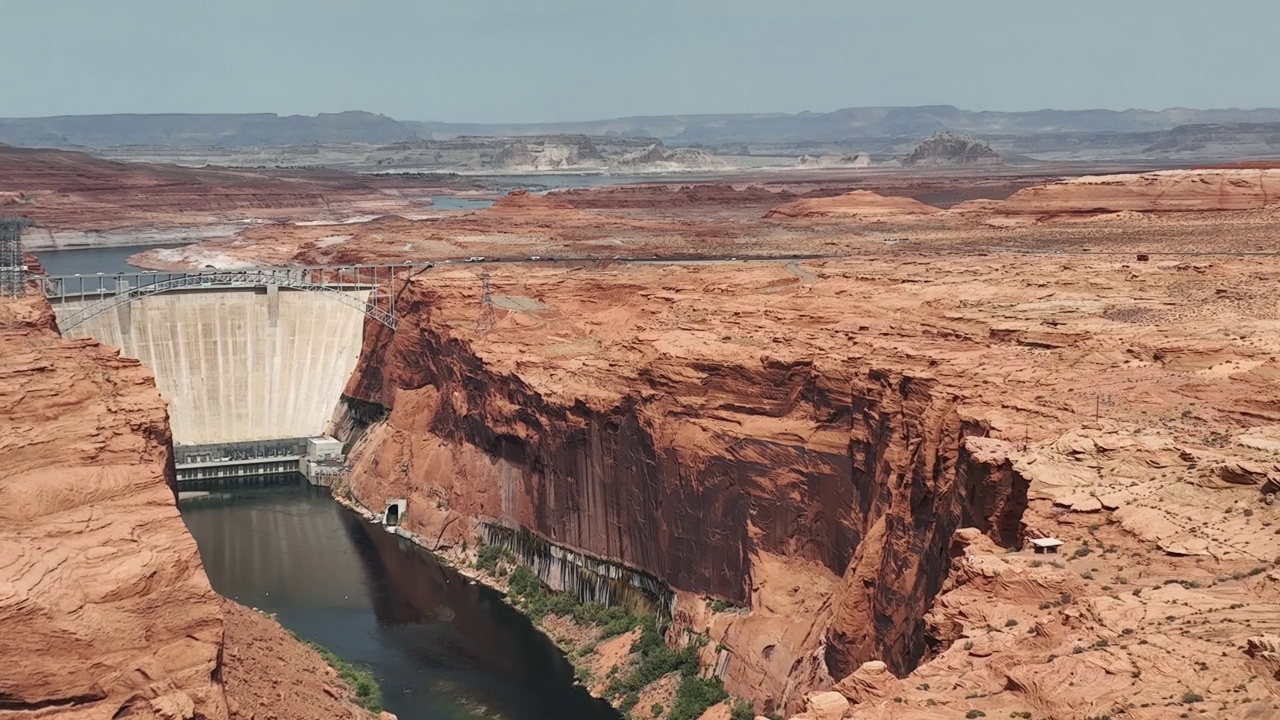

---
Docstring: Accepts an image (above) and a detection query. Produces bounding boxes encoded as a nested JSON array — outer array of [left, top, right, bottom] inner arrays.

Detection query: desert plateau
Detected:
[[6, 5, 1280, 719]]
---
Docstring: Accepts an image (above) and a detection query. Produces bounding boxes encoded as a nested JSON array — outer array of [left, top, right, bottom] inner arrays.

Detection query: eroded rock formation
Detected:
[[997, 168, 1280, 216], [763, 190, 939, 219], [0, 282, 374, 720], [337, 255, 1280, 718], [902, 131, 1000, 166], [0, 291, 227, 718], [0, 143, 459, 249], [335, 263, 1030, 706]]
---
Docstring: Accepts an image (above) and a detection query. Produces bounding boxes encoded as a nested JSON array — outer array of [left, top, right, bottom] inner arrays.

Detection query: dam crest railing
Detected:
[[41, 263, 434, 332]]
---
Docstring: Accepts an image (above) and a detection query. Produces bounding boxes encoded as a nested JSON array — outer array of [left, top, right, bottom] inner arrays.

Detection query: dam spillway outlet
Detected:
[[175, 436, 347, 487], [481, 522, 676, 619]]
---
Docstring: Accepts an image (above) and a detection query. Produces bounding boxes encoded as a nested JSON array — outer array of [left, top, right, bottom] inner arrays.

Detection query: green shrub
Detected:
[[606, 619, 701, 697], [729, 697, 755, 720], [302, 639, 382, 712], [475, 543, 507, 572], [966, 711, 987, 719], [1182, 691, 1204, 703], [668, 675, 728, 720]]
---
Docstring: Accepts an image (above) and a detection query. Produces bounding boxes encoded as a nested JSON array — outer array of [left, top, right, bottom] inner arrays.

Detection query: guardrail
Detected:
[[43, 264, 425, 331]]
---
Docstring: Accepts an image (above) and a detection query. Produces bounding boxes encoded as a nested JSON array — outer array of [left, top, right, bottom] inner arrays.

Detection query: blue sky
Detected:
[[5, 0, 1275, 122]]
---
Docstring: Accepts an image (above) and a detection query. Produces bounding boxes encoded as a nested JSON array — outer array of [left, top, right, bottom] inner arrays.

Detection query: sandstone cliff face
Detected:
[[338, 266, 1027, 707], [337, 256, 1280, 716], [0, 287, 374, 720], [997, 168, 1280, 215], [763, 190, 939, 219], [0, 292, 228, 719]]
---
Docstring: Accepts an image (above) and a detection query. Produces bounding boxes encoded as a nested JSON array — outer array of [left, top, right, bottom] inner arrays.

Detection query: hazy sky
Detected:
[[6, 0, 1276, 123]]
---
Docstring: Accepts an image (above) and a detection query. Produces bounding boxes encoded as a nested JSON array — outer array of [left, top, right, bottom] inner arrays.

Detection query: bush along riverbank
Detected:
[[474, 544, 768, 720], [330, 494, 766, 719], [292, 632, 383, 713]]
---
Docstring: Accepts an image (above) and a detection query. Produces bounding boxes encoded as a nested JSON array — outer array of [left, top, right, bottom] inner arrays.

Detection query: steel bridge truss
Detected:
[[44, 264, 420, 332]]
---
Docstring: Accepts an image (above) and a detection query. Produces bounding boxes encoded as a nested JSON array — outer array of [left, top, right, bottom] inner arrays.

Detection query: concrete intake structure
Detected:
[[54, 286, 368, 445]]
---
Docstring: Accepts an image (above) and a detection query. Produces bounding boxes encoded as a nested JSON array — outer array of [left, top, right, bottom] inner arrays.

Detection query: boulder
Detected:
[[804, 690, 850, 720]]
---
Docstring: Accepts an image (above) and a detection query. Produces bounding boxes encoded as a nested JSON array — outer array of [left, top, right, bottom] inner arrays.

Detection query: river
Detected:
[[179, 479, 621, 720]]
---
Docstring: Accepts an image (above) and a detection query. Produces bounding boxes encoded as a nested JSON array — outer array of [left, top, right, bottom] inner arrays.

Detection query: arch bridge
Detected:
[[40, 263, 432, 332]]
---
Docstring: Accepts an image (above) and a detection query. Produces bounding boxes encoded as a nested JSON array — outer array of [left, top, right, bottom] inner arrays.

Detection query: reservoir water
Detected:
[[35, 243, 188, 276], [179, 479, 621, 720]]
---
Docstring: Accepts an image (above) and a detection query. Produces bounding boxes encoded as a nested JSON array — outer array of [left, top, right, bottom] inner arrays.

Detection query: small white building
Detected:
[[1030, 537, 1065, 554], [307, 436, 343, 461]]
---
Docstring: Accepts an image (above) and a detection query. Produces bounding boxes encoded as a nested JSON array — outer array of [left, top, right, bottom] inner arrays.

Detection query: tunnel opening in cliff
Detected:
[[339, 279, 1032, 685]]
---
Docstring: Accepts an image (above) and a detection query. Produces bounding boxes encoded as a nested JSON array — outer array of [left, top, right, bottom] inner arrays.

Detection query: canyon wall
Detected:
[[0, 281, 374, 720], [0, 288, 228, 718], [337, 269, 1027, 704]]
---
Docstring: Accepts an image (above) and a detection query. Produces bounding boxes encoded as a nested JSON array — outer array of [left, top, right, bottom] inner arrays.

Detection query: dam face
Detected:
[[54, 287, 367, 445]]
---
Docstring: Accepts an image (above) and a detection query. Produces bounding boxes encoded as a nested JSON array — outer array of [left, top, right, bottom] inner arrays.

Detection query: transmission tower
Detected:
[[0, 218, 30, 298], [476, 270, 497, 333]]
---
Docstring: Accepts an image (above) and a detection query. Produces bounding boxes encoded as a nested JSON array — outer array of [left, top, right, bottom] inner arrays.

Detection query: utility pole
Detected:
[[1092, 393, 1115, 422], [476, 270, 496, 333]]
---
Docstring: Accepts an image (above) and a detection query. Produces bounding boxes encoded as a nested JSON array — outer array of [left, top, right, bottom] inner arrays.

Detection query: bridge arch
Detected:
[[45, 266, 404, 332]]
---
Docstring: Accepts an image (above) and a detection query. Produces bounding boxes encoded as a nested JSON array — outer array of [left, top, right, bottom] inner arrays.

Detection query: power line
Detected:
[[476, 270, 496, 333], [0, 218, 30, 298]]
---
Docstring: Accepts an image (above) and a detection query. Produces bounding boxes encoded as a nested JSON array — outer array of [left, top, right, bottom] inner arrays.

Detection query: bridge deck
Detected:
[[42, 263, 422, 331]]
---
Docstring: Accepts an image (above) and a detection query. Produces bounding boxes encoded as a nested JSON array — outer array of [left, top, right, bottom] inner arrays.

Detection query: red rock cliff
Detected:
[[0, 287, 375, 720], [0, 291, 227, 718], [339, 265, 1028, 701]]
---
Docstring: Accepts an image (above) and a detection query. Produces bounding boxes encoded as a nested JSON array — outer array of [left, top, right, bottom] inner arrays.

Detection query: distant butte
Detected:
[[763, 190, 940, 219]]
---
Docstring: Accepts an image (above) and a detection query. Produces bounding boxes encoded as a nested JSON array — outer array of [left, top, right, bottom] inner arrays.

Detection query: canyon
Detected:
[[6, 147, 1280, 720], [324, 251, 1280, 719]]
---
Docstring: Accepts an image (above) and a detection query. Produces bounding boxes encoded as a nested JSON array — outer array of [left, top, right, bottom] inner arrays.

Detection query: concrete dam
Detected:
[[55, 286, 368, 445]]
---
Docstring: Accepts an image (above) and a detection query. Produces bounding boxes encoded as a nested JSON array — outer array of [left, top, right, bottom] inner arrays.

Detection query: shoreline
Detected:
[[328, 490, 617, 701]]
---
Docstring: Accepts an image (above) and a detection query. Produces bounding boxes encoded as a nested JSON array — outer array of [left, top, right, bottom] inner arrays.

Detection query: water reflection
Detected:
[[180, 479, 619, 720]]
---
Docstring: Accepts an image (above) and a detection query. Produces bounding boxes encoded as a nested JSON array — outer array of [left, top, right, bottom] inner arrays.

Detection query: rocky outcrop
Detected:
[[615, 145, 728, 172], [1145, 122, 1280, 156], [0, 286, 373, 719], [903, 131, 1000, 166], [332, 252, 1280, 715], [0, 289, 228, 718], [763, 190, 939, 219], [337, 266, 1028, 711], [479, 188, 582, 218], [996, 168, 1280, 215], [796, 153, 871, 169]]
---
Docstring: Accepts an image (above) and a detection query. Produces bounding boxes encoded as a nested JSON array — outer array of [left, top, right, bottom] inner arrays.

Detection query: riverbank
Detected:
[[222, 600, 389, 719], [330, 488, 759, 720], [184, 478, 619, 720]]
